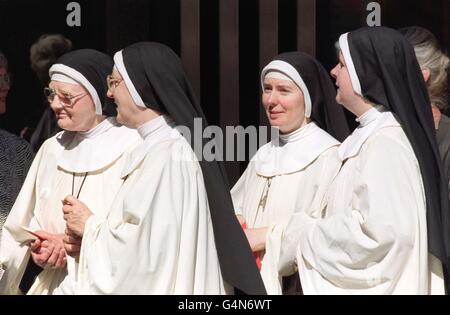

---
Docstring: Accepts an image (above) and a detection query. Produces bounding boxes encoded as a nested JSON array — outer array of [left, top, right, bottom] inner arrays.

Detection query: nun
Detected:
[[293, 26, 450, 294], [231, 52, 349, 294], [62, 42, 266, 294], [0, 49, 140, 294]]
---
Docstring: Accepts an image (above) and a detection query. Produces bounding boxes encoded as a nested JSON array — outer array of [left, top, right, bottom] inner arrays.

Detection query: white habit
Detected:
[[76, 116, 226, 294], [231, 122, 341, 294], [0, 117, 141, 294], [292, 108, 446, 294]]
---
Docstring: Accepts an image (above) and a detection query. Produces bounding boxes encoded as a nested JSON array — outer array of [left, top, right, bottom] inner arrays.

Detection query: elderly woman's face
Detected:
[[107, 68, 141, 128], [48, 80, 97, 132], [0, 66, 10, 115], [262, 77, 308, 134]]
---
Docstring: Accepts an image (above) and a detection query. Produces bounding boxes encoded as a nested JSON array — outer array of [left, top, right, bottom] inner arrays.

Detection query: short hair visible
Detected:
[[400, 26, 450, 111], [0, 50, 7, 69], [30, 34, 73, 85]]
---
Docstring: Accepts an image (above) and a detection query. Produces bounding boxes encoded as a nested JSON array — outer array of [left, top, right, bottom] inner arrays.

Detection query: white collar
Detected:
[[252, 122, 340, 177], [57, 117, 141, 173], [338, 107, 400, 160], [120, 115, 181, 178]]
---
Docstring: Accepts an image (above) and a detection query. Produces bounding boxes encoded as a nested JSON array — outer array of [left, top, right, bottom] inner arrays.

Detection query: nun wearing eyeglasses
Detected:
[[0, 49, 140, 295], [61, 42, 266, 295], [293, 27, 450, 294], [231, 52, 349, 294]]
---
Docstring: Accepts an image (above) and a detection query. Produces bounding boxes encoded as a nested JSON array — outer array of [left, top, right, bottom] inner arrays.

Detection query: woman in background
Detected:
[[400, 26, 450, 185]]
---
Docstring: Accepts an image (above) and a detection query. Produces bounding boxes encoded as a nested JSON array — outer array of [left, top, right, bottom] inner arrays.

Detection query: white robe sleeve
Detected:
[[295, 132, 428, 294], [230, 165, 251, 217], [261, 148, 341, 294], [76, 140, 224, 294]]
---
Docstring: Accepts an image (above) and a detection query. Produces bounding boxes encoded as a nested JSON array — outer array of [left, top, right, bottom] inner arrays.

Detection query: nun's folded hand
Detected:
[[244, 227, 268, 253], [30, 232, 67, 269], [63, 228, 82, 258], [62, 195, 93, 238]]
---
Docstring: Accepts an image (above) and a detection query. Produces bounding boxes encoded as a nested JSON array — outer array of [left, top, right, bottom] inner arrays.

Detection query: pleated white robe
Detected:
[[0, 118, 140, 294], [75, 117, 225, 294], [231, 122, 342, 294], [292, 110, 446, 294]]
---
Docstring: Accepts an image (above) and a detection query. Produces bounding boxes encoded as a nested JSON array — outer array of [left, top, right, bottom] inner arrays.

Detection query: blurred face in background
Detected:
[[0, 66, 10, 115]]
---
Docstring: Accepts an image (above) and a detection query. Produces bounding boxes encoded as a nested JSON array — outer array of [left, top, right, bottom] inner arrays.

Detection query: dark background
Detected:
[[0, 0, 448, 185]]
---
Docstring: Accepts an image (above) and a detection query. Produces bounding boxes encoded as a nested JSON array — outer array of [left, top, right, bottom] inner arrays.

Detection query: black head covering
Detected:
[[49, 49, 116, 116], [262, 52, 350, 142], [114, 42, 266, 295], [342, 26, 450, 270]]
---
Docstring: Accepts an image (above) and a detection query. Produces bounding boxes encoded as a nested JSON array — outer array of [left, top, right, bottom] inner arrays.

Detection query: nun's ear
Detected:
[[421, 67, 431, 83]]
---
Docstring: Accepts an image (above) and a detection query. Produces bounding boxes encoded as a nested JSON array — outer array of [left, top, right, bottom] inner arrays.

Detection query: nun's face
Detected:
[[330, 52, 357, 107], [107, 68, 142, 127], [48, 81, 99, 132], [0, 66, 10, 115], [262, 78, 308, 134], [330, 52, 372, 116]]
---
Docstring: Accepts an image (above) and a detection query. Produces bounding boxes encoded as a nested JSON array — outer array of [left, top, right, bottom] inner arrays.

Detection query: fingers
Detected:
[[65, 228, 78, 237], [63, 195, 78, 206], [46, 244, 60, 268], [63, 233, 82, 245], [55, 249, 67, 268], [29, 232, 69, 270], [31, 244, 52, 268], [30, 239, 41, 252], [64, 243, 81, 258], [62, 204, 72, 216], [32, 230, 52, 241], [30, 251, 45, 268]]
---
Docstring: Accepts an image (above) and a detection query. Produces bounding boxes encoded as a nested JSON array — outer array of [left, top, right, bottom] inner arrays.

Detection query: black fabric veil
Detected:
[[50, 49, 116, 116], [116, 42, 266, 295], [343, 26, 450, 272]]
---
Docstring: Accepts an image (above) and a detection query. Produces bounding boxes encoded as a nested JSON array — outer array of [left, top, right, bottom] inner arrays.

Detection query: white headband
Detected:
[[51, 73, 78, 85], [265, 71, 292, 82], [338, 33, 362, 95], [49, 64, 103, 115], [113, 50, 146, 108], [261, 60, 312, 118]]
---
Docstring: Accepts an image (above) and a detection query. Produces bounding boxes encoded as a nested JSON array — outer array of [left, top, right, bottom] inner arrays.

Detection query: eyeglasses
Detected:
[[106, 75, 123, 90], [44, 87, 88, 108], [0, 74, 10, 88]]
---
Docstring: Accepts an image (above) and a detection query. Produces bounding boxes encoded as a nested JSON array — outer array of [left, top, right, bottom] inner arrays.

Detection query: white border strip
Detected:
[[113, 50, 146, 108], [261, 60, 312, 118], [51, 73, 79, 85], [339, 33, 362, 95], [50, 64, 103, 115]]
